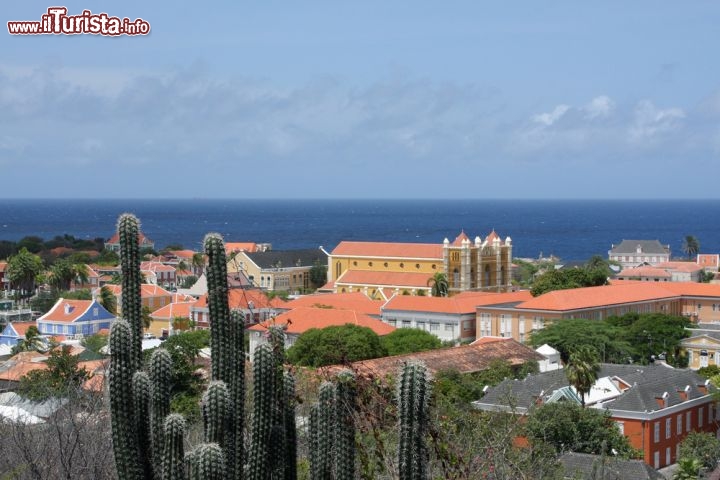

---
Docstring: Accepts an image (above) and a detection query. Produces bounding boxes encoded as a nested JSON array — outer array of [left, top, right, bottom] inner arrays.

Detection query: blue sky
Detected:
[[2, 1, 719, 198]]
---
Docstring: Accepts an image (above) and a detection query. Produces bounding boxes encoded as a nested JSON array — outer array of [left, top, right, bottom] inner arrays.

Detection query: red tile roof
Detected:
[[193, 288, 278, 310], [167, 249, 197, 260], [485, 230, 500, 243], [383, 290, 533, 314], [336, 270, 434, 288], [151, 301, 197, 320], [283, 292, 382, 316], [698, 254, 719, 268], [140, 261, 176, 273], [249, 307, 395, 336], [451, 231, 471, 246], [617, 266, 671, 278], [6, 322, 36, 338], [225, 242, 258, 254], [38, 299, 94, 323], [655, 261, 703, 273], [331, 241, 443, 259], [334, 337, 543, 378]]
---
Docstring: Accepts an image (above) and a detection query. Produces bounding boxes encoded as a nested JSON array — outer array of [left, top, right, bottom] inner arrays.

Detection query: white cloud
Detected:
[[583, 95, 615, 119], [628, 100, 685, 143], [532, 104, 570, 126]]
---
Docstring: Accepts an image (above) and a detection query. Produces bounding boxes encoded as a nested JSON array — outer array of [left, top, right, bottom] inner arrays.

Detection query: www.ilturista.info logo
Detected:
[[8, 7, 150, 36]]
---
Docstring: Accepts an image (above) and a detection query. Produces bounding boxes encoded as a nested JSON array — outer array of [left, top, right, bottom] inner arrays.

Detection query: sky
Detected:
[[1, 1, 720, 199]]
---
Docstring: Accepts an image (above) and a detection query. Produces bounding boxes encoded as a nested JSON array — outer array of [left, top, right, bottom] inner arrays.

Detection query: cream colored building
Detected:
[[228, 249, 327, 292]]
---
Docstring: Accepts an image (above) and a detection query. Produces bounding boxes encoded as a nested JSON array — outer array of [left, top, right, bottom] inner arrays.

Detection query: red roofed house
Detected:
[[698, 254, 720, 273], [279, 292, 383, 317], [98, 284, 174, 316], [248, 307, 395, 353], [36, 298, 116, 338], [140, 261, 177, 288], [0, 321, 37, 347], [326, 230, 513, 297], [476, 282, 720, 342], [105, 231, 154, 253], [382, 290, 533, 342], [149, 300, 197, 337], [191, 288, 283, 329]]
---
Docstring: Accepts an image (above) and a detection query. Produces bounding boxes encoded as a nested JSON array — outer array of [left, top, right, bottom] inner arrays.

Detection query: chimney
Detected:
[[655, 391, 669, 409], [533, 389, 545, 406], [697, 380, 710, 395], [677, 385, 690, 401]]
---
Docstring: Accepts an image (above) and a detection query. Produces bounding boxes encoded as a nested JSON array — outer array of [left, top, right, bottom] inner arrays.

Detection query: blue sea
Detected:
[[0, 199, 717, 261]]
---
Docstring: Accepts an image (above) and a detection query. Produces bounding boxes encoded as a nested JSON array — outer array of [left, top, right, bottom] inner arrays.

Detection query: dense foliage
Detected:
[[529, 255, 614, 296], [20, 346, 90, 400], [525, 403, 637, 458], [678, 431, 720, 471], [380, 328, 443, 356], [530, 313, 690, 365], [287, 324, 387, 367]]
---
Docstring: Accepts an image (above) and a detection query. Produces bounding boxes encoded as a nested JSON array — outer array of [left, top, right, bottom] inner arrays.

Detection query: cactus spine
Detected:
[[109, 319, 141, 480], [310, 381, 336, 480], [150, 348, 173, 476], [189, 443, 226, 480], [397, 362, 431, 480], [283, 371, 297, 480], [202, 380, 230, 446], [334, 370, 357, 480], [117, 213, 143, 371], [162, 414, 186, 480], [230, 309, 246, 479], [247, 343, 276, 480], [133, 371, 154, 479]]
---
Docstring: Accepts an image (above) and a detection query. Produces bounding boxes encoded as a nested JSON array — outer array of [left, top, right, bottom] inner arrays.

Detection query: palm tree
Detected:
[[48, 260, 90, 292], [191, 252, 205, 277], [682, 235, 700, 260], [12, 325, 46, 354], [565, 345, 600, 407], [427, 272, 449, 297], [98, 285, 117, 315], [6, 248, 44, 298]]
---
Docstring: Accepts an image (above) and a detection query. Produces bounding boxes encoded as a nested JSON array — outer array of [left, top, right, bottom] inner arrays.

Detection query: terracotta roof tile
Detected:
[[38, 299, 94, 323], [151, 301, 197, 320], [249, 307, 395, 336], [617, 266, 671, 278], [225, 242, 258, 253], [383, 290, 533, 314], [283, 292, 382, 316], [335, 338, 543, 378], [451, 231, 471, 246], [331, 241, 443, 259], [336, 270, 434, 289]]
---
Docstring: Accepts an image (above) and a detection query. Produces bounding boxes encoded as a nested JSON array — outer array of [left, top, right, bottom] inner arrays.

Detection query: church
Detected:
[[324, 231, 513, 300]]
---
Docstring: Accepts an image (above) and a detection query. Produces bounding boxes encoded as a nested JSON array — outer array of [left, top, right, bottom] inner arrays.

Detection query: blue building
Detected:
[[36, 298, 116, 338]]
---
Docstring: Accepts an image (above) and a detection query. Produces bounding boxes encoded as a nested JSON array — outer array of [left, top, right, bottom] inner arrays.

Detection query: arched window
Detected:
[[484, 265, 491, 286], [501, 266, 506, 286], [453, 268, 460, 288]]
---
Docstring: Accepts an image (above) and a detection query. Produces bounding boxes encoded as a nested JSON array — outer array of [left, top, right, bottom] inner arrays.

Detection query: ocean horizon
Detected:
[[0, 198, 718, 262]]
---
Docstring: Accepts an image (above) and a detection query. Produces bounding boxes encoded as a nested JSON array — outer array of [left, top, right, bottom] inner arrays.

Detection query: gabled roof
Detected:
[[150, 301, 197, 320], [559, 452, 664, 480], [609, 240, 669, 255], [331, 241, 443, 260], [282, 292, 382, 316], [335, 270, 434, 289], [654, 261, 703, 273], [617, 266, 671, 278], [140, 261, 176, 273], [1, 322, 36, 338], [243, 249, 327, 270], [339, 337, 543, 378], [485, 230, 500, 243], [249, 307, 395, 336], [475, 363, 713, 415], [193, 288, 280, 311], [101, 284, 173, 298], [38, 299, 114, 324], [165, 249, 197, 260]]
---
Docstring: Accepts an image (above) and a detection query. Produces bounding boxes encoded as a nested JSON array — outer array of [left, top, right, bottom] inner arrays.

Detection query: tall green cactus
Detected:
[[117, 213, 143, 371], [247, 343, 276, 480], [162, 414, 186, 480], [230, 309, 246, 480], [334, 370, 357, 480], [310, 381, 336, 480], [109, 318, 141, 480], [150, 348, 173, 476], [133, 371, 154, 479], [283, 371, 297, 480], [189, 443, 227, 480], [202, 380, 230, 446], [203, 233, 231, 384], [397, 362, 431, 480]]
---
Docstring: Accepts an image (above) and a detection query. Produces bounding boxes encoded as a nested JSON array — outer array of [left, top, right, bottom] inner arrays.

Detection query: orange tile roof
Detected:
[[698, 254, 719, 268], [106, 231, 152, 245], [515, 283, 681, 312], [249, 307, 395, 336], [333, 338, 543, 378], [485, 230, 500, 243], [193, 288, 276, 310], [657, 282, 720, 297], [655, 261, 703, 273], [336, 270, 434, 288], [225, 242, 258, 253], [167, 249, 197, 259], [0, 261, 7, 272], [39, 299, 94, 323], [383, 290, 533, 314], [451, 231, 471, 246], [140, 261, 176, 273], [6, 322, 36, 338], [283, 292, 382, 316], [151, 301, 197, 320], [331, 241, 443, 259], [617, 266, 671, 278], [0, 362, 48, 382]]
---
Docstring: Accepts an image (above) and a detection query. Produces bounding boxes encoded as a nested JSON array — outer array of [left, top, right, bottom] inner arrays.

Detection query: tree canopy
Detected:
[[678, 431, 720, 471], [682, 235, 700, 260], [286, 324, 386, 367], [19, 346, 90, 400], [565, 346, 600, 407], [427, 272, 449, 297], [530, 313, 690, 366], [379, 328, 443, 356], [529, 256, 613, 297], [6, 247, 44, 296]]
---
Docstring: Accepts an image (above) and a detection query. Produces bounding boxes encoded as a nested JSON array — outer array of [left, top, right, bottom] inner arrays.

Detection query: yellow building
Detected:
[[681, 325, 720, 370], [227, 249, 327, 293], [325, 231, 513, 298]]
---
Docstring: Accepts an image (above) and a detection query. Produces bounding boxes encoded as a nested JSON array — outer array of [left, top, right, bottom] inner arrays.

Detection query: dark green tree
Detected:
[[565, 346, 600, 407], [380, 328, 443, 356], [12, 325, 46, 354], [6, 247, 44, 297], [678, 431, 720, 471], [530, 318, 631, 364], [682, 235, 700, 260], [99, 285, 118, 314], [19, 345, 90, 400], [427, 272, 449, 297], [286, 323, 386, 367], [526, 402, 636, 457], [309, 261, 328, 289], [48, 258, 89, 291]]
